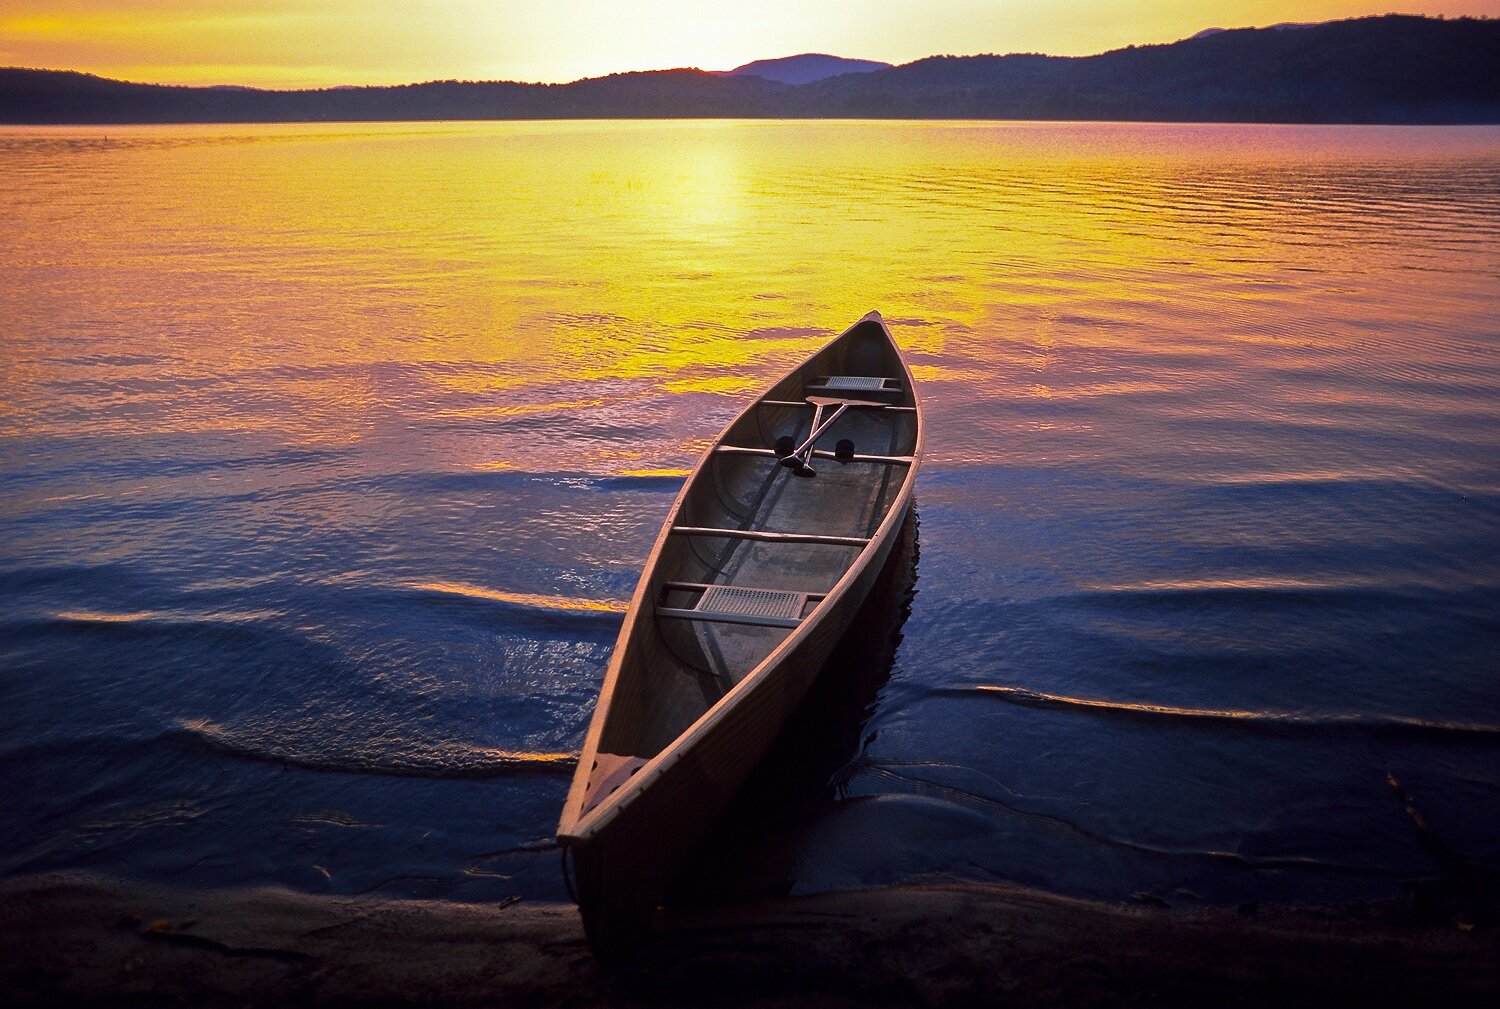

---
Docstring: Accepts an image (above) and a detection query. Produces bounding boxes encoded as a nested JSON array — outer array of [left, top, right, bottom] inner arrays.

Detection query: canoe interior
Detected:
[[580, 318, 919, 813]]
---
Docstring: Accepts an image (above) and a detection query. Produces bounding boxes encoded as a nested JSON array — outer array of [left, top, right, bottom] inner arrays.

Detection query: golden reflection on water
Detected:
[[410, 581, 628, 614], [2, 120, 1497, 483], [54, 610, 165, 624], [178, 717, 580, 772]]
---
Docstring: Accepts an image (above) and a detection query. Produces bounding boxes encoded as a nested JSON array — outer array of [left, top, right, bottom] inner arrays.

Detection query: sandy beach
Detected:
[[2, 872, 1494, 1008]]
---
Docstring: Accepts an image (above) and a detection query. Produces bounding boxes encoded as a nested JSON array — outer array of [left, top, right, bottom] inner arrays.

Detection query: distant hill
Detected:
[[2, 16, 1497, 124], [724, 53, 891, 85], [1191, 22, 1322, 41], [786, 15, 1500, 122]]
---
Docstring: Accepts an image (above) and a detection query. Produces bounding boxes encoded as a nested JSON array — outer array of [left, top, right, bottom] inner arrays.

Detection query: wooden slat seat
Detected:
[[807, 375, 901, 394], [657, 581, 827, 629]]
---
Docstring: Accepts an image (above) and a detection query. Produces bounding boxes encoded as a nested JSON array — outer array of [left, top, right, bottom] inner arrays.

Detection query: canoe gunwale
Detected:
[[556, 310, 924, 843]]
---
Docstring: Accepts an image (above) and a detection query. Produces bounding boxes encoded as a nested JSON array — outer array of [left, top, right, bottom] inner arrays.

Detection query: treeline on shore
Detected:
[[2, 16, 1497, 125]]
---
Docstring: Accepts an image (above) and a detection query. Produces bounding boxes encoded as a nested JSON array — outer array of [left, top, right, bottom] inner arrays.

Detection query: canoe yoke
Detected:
[[656, 580, 829, 630], [715, 445, 914, 466], [759, 378, 906, 478]]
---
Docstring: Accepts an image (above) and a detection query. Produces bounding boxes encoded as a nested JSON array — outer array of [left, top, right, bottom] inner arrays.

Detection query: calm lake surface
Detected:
[[2, 120, 1497, 906]]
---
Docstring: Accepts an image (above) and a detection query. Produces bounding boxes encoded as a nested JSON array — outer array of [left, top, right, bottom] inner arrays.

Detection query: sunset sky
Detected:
[[2, 1, 1498, 88]]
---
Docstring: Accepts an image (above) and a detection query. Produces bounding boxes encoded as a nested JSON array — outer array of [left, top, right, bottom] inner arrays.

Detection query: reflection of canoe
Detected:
[[556, 311, 924, 955]]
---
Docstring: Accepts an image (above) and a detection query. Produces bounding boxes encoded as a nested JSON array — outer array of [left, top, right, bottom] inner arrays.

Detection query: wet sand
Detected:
[[2, 872, 1495, 1008]]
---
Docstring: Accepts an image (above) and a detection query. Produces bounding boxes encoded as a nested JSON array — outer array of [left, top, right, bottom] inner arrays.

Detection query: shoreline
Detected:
[[2, 872, 1494, 1007]]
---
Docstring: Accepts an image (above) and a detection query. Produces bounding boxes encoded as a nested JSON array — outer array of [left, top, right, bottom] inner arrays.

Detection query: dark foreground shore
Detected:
[[1, 872, 1494, 1008]]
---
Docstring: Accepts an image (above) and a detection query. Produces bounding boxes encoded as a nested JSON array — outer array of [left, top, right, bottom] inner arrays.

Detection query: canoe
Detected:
[[556, 311, 924, 954]]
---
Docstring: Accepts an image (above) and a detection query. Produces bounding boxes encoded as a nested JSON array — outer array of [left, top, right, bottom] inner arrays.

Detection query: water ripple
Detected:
[[934, 685, 1500, 739], [176, 719, 578, 779]]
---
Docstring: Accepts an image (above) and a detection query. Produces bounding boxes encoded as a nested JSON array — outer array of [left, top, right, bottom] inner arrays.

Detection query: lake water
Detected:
[[2, 120, 1497, 908]]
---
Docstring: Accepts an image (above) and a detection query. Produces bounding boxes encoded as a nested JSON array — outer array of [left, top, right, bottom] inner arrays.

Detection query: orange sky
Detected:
[[2, 1, 1498, 88]]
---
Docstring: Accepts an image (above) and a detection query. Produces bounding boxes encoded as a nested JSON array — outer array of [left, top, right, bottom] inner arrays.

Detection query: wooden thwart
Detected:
[[669, 526, 871, 547], [759, 398, 916, 412]]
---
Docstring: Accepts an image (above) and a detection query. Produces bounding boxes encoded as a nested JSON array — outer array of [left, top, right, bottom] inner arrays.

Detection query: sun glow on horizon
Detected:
[[1, 1, 1498, 88]]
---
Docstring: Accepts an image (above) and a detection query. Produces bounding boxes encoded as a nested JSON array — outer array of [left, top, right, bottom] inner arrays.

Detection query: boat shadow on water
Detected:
[[664, 508, 920, 908]]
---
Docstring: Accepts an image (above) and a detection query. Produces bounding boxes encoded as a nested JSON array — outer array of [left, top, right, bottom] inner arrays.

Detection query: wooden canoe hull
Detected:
[[557, 311, 923, 954], [567, 504, 911, 950]]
